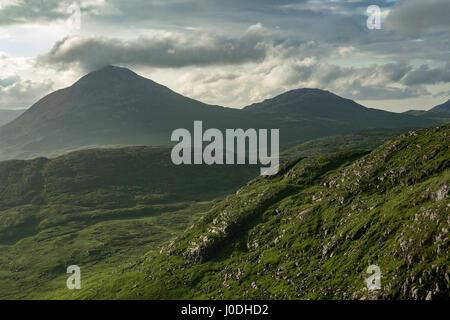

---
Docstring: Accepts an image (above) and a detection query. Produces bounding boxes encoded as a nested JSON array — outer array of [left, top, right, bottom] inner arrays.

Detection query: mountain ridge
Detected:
[[243, 87, 436, 130], [0, 66, 438, 161]]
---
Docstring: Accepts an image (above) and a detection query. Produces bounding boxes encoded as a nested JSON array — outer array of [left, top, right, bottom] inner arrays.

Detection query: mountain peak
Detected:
[[73, 65, 142, 87], [243, 87, 361, 116], [283, 88, 333, 96], [94, 65, 137, 75], [262, 88, 336, 102]]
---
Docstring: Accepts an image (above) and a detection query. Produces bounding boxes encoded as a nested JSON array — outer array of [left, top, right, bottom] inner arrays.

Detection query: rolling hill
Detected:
[[404, 99, 450, 123], [0, 146, 259, 299], [243, 88, 438, 137], [0, 66, 438, 161], [55, 124, 449, 300], [280, 128, 407, 161]]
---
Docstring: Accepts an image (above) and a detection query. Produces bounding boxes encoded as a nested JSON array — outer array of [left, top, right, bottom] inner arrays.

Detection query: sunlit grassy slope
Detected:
[[56, 124, 449, 300], [0, 146, 258, 299]]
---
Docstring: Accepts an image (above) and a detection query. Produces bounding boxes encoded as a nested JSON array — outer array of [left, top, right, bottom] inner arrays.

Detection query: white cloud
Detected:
[[0, 52, 56, 109], [0, 75, 53, 109]]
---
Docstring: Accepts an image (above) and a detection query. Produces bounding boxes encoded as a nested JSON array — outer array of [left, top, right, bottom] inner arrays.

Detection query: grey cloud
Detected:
[[0, 0, 116, 25], [314, 64, 350, 85], [174, 56, 435, 108], [402, 64, 450, 86], [0, 0, 63, 25], [0, 0, 307, 28], [432, 90, 450, 99], [38, 27, 269, 71], [312, 62, 410, 87], [344, 84, 429, 100], [386, 0, 450, 34], [268, 60, 436, 100], [2, 0, 447, 70], [380, 62, 413, 82], [310, 61, 448, 89]]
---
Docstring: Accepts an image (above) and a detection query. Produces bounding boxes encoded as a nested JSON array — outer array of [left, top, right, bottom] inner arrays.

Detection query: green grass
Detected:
[[1, 125, 448, 300], [280, 128, 407, 161], [56, 124, 449, 300], [0, 146, 258, 299]]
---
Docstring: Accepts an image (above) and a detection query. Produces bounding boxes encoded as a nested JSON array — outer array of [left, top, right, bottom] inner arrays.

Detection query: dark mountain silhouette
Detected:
[[0, 109, 26, 126], [243, 88, 437, 132], [0, 67, 438, 161], [0, 66, 266, 160]]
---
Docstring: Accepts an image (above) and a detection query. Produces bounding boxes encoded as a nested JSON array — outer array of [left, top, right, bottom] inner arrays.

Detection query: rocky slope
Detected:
[[63, 124, 449, 300]]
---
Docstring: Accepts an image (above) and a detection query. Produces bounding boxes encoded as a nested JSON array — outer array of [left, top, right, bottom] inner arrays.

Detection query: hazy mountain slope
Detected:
[[0, 67, 437, 161], [0, 146, 258, 299], [0, 66, 270, 161], [244, 88, 438, 136], [430, 99, 450, 114], [63, 124, 449, 300], [404, 100, 450, 123], [280, 128, 406, 161], [0, 109, 25, 126]]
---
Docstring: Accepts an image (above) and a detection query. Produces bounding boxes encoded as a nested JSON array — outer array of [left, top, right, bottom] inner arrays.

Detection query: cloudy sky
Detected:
[[0, 0, 449, 112]]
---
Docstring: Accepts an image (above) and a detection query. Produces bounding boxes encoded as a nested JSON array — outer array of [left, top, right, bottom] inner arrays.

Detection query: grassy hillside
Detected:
[[403, 110, 450, 124], [0, 146, 258, 299], [57, 124, 449, 300], [280, 129, 406, 161]]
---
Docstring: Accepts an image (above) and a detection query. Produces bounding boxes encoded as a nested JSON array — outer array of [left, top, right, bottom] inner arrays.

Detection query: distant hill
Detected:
[[0, 109, 25, 126], [280, 128, 406, 161], [430, 99, 450, 114], [0, 66, 267, 161], [0, 67, 437, 161], [404, 99, 450, 123], [243, 88, 438, 137], [64, 124, 449, 300], [0, 146, 258, 298]]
